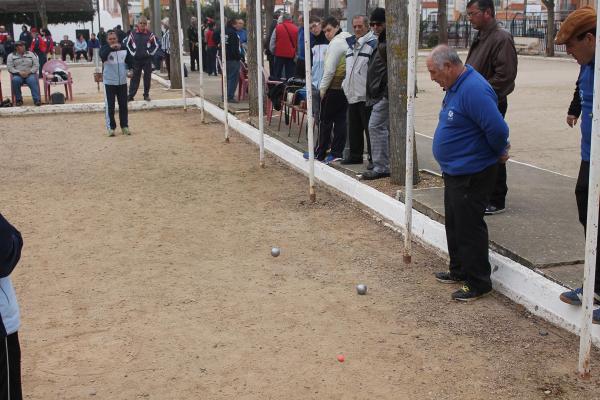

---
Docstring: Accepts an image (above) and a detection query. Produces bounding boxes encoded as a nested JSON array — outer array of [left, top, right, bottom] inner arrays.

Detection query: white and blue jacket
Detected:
[[342, 30, 377, 104], [100, 44, 134, 86]]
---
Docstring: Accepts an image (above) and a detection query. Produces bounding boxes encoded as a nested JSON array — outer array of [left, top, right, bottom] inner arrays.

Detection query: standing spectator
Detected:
[[360, 8, 389, 179], [205, 21, 218, 76], [269, 13, 298, 79], [59, 35, 75, 61], [306, 17, 350, 163], [237, 19, 248, 59], [0, 214, 24, 400], [19, 26, 32, 49], [341, 15, 377, 167], [30, 30, 48, 77], [218, 18, 242, 103], [101, 30, 134, 136], [125, 17, 158, 102], [188, 17, 200, 72], [265, 11, 281, 75], [8, 41, 41, 106], [74, 35, 88, 61], [88, 33, 100, 62], [429, 45, 509, 301], [554, 7, 600, 322], [295, 14, 306, 78], [161, 18, 171, 79], [310, 16, 329, 89], [115, 25, 127, 44], [98, 27, 108, 46], [465, 0, 518, 215], [0, 26, 8, 64], [201, 18, 209, 72], [42, 28, 54, 60]]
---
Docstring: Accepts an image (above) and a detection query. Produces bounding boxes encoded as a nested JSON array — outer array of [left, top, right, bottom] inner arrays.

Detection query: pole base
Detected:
[[225, 137, 230, 143], [309, 192, 316, 203], [260, 160, 265, 168], [578, 371, 591, 380], [403, 254, 412, 264]]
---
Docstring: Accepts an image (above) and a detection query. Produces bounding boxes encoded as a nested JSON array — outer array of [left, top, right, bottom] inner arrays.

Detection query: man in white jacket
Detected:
[[311, 17, 351, 163], [341, 15, 378, 168]]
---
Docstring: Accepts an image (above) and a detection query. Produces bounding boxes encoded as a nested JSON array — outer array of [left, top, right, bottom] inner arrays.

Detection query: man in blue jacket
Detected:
[[554, 6, 600, 324], [428, 45, 509, 301], [125, 17, 158, 102], [101, 30, 134, 136]]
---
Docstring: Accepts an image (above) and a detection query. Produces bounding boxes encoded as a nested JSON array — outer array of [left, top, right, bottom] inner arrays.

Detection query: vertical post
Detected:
[[220, 0, 230, 142], [197, 0, 206, 122], [256, 0, 266, 167], [97, 0, 102, 33], [577, 0, 600, 379], [176, 0, 188, 110], [403, 0, 418, 263], [303, 0, 316, 202]]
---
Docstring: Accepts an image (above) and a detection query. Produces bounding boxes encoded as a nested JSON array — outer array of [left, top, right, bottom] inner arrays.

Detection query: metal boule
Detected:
[[271, 247, 281, 257], [356, 284, 367, 295]]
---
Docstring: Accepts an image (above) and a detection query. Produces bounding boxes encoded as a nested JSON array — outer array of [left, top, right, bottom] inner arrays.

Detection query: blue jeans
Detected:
[[226, 60, 240, 101], [12, 74, 40, 103]]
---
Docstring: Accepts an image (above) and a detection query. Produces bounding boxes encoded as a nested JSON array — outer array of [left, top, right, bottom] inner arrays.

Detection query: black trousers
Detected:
[[445, 164, 498, 292], [315, 89, 348, 160], [61, 48, 74, 61], [206, 47, 217, 75], [129, 59, 152, 98], [489, 98, 509, 208], [0, 332, 22, 400], [190, 44, 200, 71], [347, 102, 372, 162], [575, 160, 600, 294], [165, 54, 171, 80], [104, 84, 128, 130]]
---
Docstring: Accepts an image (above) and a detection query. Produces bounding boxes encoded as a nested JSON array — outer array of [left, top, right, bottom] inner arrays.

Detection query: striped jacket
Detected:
[[162, 29, 171, 54], [342, 30, 377, 104]]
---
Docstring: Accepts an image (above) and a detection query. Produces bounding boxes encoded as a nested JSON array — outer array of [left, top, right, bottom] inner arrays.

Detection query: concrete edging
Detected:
[[195, 97, 600, 345]]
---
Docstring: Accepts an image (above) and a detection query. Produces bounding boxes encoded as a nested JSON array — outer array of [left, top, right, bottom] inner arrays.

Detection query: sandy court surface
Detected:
[[1, 64, 180, 105], [1, 109, 599, 399]]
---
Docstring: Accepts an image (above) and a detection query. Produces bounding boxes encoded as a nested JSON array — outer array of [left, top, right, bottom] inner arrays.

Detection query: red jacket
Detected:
[[274, 20, 298, 59], [205, 29, 217, 48]]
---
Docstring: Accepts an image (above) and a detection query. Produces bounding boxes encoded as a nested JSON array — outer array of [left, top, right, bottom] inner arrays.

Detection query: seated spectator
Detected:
[[88, 33, 100, 62], [74, 35, 88, 61], [7, 41, 41, 106], [0, 26, 8, 65], [59, 35, 75, 61]]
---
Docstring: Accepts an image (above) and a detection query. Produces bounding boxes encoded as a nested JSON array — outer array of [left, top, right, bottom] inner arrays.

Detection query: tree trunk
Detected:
[[386, 0, 408, 185], [542, 0, 555, 57], [264, 0, 275, 43], [247, 0, 259, 118], [181, 1, 191, 52], [324, 0, 330, 17], [169, 0, 183, 89], [118, 0, 130, 31], [293, 0, 300, 18], [437, 0, 447, 44], [36, 0, 48, 28]]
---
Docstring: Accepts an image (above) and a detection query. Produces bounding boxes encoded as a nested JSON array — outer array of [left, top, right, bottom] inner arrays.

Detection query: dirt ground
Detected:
[[1, 109, 600, 399]]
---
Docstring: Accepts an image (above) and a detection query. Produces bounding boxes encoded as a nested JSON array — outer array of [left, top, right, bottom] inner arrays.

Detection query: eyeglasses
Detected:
[[466, 10, 482, 17], [369, 22, 382, 27]]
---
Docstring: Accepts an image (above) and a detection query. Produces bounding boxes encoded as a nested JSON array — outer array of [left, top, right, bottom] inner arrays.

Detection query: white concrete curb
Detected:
[[194, 96, 600, 345]]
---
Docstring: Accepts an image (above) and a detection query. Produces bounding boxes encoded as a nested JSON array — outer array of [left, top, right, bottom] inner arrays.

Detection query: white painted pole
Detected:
[[197, 0, 205, 122], [403, 0, 418, 264], [577, 1, 600, 379], [255, 0, 266, 167], [303, 0, 316, 202], [219, 0, 230, 142], [175, 0, 187, 110]]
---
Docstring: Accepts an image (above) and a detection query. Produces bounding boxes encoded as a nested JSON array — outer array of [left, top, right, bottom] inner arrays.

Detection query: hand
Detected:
[[567, 114, 578, 128], [499, 143, 511, 164], [20, 71, 29, 78], [127, 70, 133, 78]]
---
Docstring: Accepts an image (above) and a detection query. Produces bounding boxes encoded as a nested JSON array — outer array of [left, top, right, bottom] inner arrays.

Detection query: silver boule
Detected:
[[271, 247, 281, 257], [356, 284, 367, 295]]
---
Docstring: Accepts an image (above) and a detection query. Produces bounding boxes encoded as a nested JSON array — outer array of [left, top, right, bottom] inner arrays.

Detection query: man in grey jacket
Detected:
[[342, 15, 377, 168], [7, 41, 41, 106]]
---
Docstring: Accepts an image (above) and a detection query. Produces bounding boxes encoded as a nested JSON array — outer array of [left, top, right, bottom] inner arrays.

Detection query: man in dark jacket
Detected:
[[465, 0, 518, 215], [188, 17, 200, 72], [125, 17, 158, 102], [360, 8, 389, 180], [215, 18, 242, 102]]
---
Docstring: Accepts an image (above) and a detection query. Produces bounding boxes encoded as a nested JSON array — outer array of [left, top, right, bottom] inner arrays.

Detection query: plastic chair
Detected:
[[237, 61, 249, 101], [42, 59, 73, 103]]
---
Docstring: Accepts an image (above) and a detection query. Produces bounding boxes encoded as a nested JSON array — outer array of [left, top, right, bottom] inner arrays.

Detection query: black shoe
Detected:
[[15, 100, 23, 107], [452, 285, 492, 302], [367, 161, 374, 170], [143, 94, 151, 102], [341, 157, 363, 165], [228, 98, 238, 103], [34, 101, 41, 106], [127, 96, 135, 102], [360, 170, 390, 181], [435, 271, 465, 284], [485, 205, 505, 215]]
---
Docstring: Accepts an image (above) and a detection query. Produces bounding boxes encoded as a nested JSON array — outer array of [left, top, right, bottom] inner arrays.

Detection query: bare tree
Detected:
[[169, 0, 183, 89], [35, 0, 48, 28], [117, 0, 131, 30], [437, 0, 448, 44], [247, 0, 259, 118], [541, 0, 555, 57], [264, 0, 276, 43]]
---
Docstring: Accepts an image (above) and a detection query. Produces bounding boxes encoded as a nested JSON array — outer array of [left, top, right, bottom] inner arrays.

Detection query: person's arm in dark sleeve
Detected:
[[0, 214, 22, 278], [487, 37, 518, 98], [568, 80, 581, 118], [125, 50, 135, 69], [99, 44, 112, 62]]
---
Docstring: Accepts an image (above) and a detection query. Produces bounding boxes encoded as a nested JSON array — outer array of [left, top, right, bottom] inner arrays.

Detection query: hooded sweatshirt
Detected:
[[319, 29, 351, 96]]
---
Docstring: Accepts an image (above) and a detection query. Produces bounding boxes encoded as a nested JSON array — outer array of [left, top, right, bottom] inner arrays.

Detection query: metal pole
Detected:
[[97, 0, 101, 33], [256, 0, 265, 167], [176, 0, 187, 110], [403, 0, 418, 264], [303, 0, 316, 202], [577, 0, 600, 379], [220, 0, 230, 142], [197, 0, 206, 122]]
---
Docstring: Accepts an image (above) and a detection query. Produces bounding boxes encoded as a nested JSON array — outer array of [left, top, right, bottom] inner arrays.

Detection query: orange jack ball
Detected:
[[337, 354, 345, 362]]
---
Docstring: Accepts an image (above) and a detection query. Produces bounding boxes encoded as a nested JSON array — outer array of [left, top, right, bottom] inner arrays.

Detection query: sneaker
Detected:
[[127, 95, 135, 102], [15, 100, 23, 107], [323, 154, 341, 164], [594, 309, 600, 325], [107, 129, 115, 137], [122, 127, 131, 136], [451, 284, 491, 302], [435, 271, 465, 284], [485, 205, 505, 215], [367, 161, 374, 170], [360, 170, 390, 181], [34, 101, 42, 106], [559, 287, 600, 306], [340, 157, 363, 165], [143, 94, 151, 102]]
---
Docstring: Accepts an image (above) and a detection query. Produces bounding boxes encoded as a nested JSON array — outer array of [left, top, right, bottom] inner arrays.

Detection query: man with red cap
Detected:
[[555, 6, 600, 324]]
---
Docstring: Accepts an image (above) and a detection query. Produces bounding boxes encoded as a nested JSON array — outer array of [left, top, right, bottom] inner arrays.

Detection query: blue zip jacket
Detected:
[[0, 214, 23, 337], [100, 44, 134, 86], [433, 65, 509, 175], [579, 62, 594, 161]]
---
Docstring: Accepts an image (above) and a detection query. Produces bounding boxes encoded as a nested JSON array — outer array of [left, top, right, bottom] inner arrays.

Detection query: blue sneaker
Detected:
[[303, 151, 310, 160], [323, 154, 341, 165], [559, 287, 600, 306], [594, 309, 600, 325]]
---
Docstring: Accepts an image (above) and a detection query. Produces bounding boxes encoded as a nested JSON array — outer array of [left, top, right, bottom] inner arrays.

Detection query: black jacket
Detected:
[[215, 26, 241, 62], [366, 29, 387, 106], [0, 214, 22, 279]]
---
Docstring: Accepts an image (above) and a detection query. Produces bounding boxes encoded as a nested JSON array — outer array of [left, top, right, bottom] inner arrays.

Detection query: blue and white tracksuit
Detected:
[[100, 44, 133, 130]]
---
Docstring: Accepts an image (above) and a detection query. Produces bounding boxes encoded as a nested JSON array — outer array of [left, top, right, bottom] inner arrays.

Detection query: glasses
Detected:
[[466, 10, 482, 17], [369, 22, 382, 27]]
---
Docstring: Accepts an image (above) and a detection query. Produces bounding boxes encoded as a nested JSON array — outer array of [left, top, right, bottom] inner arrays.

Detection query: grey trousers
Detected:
[[368, 97, 390, 173]]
